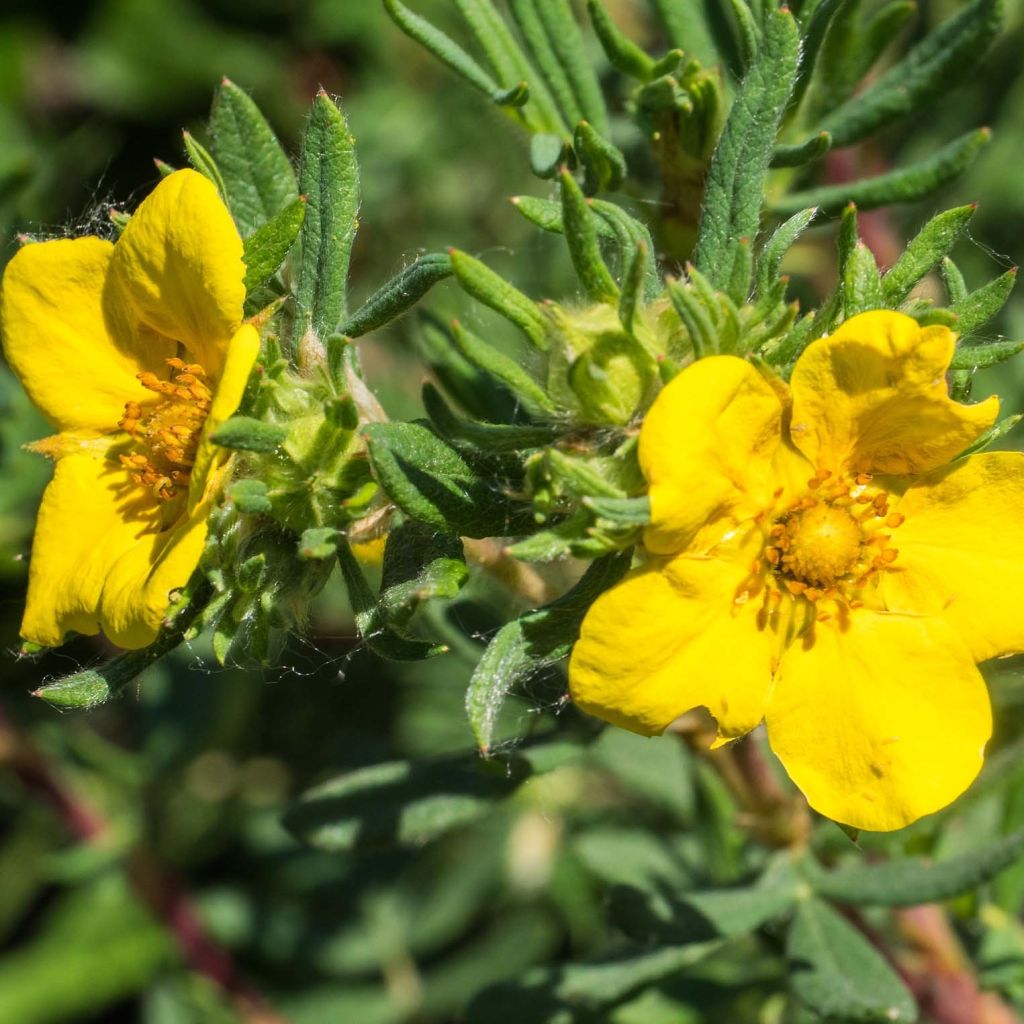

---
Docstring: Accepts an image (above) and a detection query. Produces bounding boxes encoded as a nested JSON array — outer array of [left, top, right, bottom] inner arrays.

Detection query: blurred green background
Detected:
[[4, 2, 1024, 1022]]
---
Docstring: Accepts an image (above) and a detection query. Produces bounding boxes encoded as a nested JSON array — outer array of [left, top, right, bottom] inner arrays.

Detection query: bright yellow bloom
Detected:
[[1, 170, 259, 650], [569, 310, 1024, 832]]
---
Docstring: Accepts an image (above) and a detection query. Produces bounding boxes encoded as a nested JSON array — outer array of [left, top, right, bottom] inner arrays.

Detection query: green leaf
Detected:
[[586, 0, 655, 81], [208, 77, 298, 236], [560, 168, 619, 302], [211, 416, 288, 453], [582, 495, 650, 527], [959, 414, 1023, 456], [182, 130, 227, 199], [339, 252, 452, 337], [242, 195, 306, 293], [423, 382, 561, 451], [573, 119, 627, 195], [808, 826, 1024, 907], [284, 738, 580, 853], [951, 267, 1018, 335], [416, 314, 521, 424], [757, 207, 818, 296], [528, 0, 609, 134], [941, 256, 969, 304], [618, 241, 647, 335], [788, 897, 917, 1022], [881, 205, 976, 305], [379, 520, 467, 627], [667, 277, 715, 358], [842, 242, 883, 317], [950, 339, 1024, 371], [449, 248, 549, 348], [228, 478, 272, 515], [453, 0, 565, 133], [466, 551, 632, 752], [336, 539, 439, 660], [449, 319, 557, 418], [770, 128, 992, 218], [818, 0, 1003, 149], [364, 421, 535, 538], [467, 940, 724, 1024], [789, 0, 847, 112], [771, 131, 832, 168], [693, 5, 799, 302], [295, 90, 360, 339], [298, 527, 341, 561]]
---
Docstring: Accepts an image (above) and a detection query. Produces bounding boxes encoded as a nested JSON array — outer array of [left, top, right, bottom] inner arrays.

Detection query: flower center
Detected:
[[117, 357, 211, 502], [777, 504, 862, 587]]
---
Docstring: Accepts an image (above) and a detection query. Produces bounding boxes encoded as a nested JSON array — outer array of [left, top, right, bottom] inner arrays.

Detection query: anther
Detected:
[[886, 513, 905, 528], [855, 473, 873, 485]]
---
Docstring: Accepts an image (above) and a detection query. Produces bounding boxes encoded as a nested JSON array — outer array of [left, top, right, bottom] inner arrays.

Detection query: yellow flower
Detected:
[[569, 310, 1024, 832], [1, 169, 260, 650]]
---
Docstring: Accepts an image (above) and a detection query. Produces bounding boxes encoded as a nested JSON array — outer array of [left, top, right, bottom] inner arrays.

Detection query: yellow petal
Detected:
[[766, 610, 990, 831], [789, 310, 997, 475], [110, 169, 245, 378], [640, 356, 783, 555], [97, 483, 216, 649], [883, 452, 1024, 662], [188, 322, 261, 510], [20, 446, 168, 647], [0, 238, 172, 431], [569, 534, 775, 739]]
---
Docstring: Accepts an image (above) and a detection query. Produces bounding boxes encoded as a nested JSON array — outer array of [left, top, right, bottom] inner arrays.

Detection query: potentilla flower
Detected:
[[569, 310, 1024, 831], [1, 169, 259, 650]]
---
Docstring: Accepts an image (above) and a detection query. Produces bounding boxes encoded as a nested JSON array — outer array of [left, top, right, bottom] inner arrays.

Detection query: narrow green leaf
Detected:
[[789, 0, 848, 112], [422, 382, 561, 451], [211, 416, 287, 453], [560, 168, 619, 302], [466, 551, 632, 752], [379, 521, 467, 627], [449, 248, 549, 349], [242, 196, 306, 293], [818, 0, 1003, 148], [586, 0, 655, 80], [453, 0, 565, 133], [881, 204, 976, 304], [336, 539, 439, 660], [757, 207, 818, 296], [667, 278, 715, 358], [298, 527, 341, 561], [650, 0, 724, 69], [950, 338, 1024, 370], [509, 0, 583, 126], [842, 242, 883, 316], [415, 316, 525, 423], [770, 128, 991, 218], [364, 422, 535, 538], [208, 78, 298, 236], [383, 0, 500, 98], [229, 478, 272, 515], [449, 319, 557, 417], [573, 120, 627, 195], [582, 495, 650, 526], [941, 256, 969, 304], [618, 241, 647, 334], [34, 587, 207, 709], [533, 0, 609, 133], [182, 130, 227, 199], [295, 90, 360, 339], [959, 414, 1023, 456], [694, 6, 800, 301], [726, 0, 759, 71], [339, 252, 452, 337], [951, 266, 1017, 335], [788, 898, 917, 1022], [806, 828, 1024, 906], [771, 131, 832, 168]]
